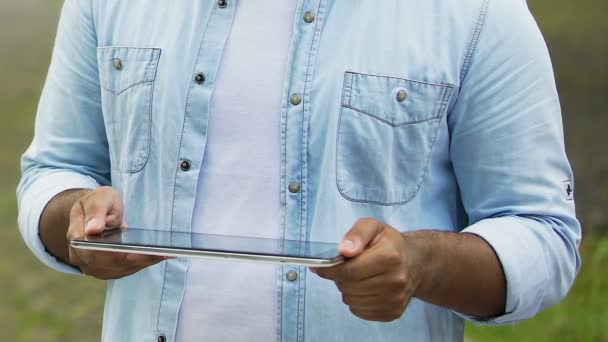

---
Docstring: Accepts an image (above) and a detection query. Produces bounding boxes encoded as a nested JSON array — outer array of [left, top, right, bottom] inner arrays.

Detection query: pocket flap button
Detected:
[[113, 58, 122, 71], [396, 89, 407, 102]]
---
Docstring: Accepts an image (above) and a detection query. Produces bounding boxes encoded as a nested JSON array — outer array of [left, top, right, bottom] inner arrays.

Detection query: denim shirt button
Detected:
[[113, 58, 122, 71], [180, 160, 191, 171], [288, 181, 301, 193], [286, 270, 298, 281], [217, 0, 227, 8], [194, 73, 206, 85], [290, 93, 302, 105], [157, 334, 166, 342], [303, 11, 315, 23], [396, 89, 408, 102]]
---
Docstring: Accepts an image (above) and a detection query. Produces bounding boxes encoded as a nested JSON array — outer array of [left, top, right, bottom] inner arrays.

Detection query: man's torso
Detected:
[[93, 1, 485, 341]]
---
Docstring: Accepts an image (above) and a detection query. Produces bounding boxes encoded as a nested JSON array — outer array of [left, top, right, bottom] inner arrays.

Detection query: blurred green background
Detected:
[[0, 0, 606, 341]]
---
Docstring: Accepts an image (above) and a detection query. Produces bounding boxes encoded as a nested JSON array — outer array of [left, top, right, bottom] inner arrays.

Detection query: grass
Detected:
[[0, 222, 106, 342], [0, 1, 106, 341], [0, 0, 605, 340]]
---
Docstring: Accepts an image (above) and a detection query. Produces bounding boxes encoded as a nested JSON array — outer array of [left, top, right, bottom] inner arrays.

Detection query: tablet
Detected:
[[70, 228, 344, 267]]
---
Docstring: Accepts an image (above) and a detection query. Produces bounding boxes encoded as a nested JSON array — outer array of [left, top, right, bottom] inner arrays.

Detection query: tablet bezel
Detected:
[[70, 230, 344, 267]]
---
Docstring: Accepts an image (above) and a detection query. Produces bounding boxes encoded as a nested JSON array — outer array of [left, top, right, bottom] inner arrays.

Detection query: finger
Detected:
[[336, 274, 397, 296], [339, 218, 385, 258], [67, 199, 86, 240], [349, 307, 401, 322], [84, 251, 160, 268], [111, 254, 168, 277], [82, 187, 124, 235], [313, 256, 380, 282], [125, 253, 170, 266], [73, 248, 120, 267], [76, 252, 167, 279], [329, 244, 395, 282], [341, 292, 387, 307], [311, 266, 334, 280], [105, 211, 123, 228]]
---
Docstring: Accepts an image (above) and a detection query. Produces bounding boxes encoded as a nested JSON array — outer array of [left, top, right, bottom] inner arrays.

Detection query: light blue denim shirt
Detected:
[[18, 0, 581, 341]]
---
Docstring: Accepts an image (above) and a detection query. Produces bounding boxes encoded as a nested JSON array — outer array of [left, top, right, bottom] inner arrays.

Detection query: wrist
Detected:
[[401, 230, 443, 300], [39, 188, 94, 265]]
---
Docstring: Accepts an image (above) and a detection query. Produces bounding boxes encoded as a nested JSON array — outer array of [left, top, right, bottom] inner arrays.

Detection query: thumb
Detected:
[[83, 187, 124, 235], [339, 218, 385, 258], [85, 216, 107, 235]]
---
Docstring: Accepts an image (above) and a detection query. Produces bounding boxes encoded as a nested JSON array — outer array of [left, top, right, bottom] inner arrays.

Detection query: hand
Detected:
[[311, 218, 424, 322], [65, 186, 167, 280]]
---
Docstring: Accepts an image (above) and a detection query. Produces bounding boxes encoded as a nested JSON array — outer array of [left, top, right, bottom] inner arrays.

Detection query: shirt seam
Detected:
[[459, 0, 490, 83]]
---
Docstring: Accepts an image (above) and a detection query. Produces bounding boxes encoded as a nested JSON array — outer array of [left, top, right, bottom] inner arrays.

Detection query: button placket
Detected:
[[280, 2, 326, 342], [155, 4, 237, 339]]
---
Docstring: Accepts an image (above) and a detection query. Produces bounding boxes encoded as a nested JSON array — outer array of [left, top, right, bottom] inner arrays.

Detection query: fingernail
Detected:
[[85, 217, 101, 234], [340, 239, 357, 252], [309, 267, 318, 274]]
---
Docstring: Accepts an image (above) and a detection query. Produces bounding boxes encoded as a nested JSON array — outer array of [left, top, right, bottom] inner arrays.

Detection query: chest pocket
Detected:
[[97, 47, 161, 173], [336, 71, 454, 205]]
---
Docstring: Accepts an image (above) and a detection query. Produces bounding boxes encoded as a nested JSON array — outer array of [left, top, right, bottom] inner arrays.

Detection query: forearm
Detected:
[[39, 188, 91, 265], [406, 230, 506, 318]]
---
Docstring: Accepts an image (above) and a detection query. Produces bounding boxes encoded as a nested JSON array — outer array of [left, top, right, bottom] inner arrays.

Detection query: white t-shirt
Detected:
[[176, 1, 298, 341]]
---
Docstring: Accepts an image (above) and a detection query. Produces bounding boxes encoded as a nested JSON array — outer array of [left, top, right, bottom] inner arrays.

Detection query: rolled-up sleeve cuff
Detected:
[[455, 216, 548, 325], [18, 170, 100, 275]]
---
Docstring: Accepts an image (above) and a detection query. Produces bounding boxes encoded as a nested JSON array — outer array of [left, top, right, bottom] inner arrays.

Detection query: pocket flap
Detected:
[[342, 72, 454, 126], [97, 47, 161, 94]]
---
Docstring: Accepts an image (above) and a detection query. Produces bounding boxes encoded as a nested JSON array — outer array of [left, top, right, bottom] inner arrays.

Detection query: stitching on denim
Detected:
[[143, 50, 152, 84], [101, 79, 152, 95], [108, 82, 153, 174], [277, 1, 309, 340], [341, 72, 352, 107], [459, 0, 489, 83], [301, 0, 327, 240], [128, 75, 154, 173], [145, 49, 161, 82], [299, 0, 328, 339], [345, 73, 353, 106], [97, 46, 163, 51], [336, 91, 353, 202], [276, 265, 284, 342], [335, 72, 350, 199], [347, 70, 456, 88], [411, 90, 452, 202], [342, 104, 443, 127]]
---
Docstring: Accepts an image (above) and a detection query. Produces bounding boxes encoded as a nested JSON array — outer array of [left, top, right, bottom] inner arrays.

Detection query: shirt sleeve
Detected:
[[17, 0, 110, 274], [447, 0, 582, 324]]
